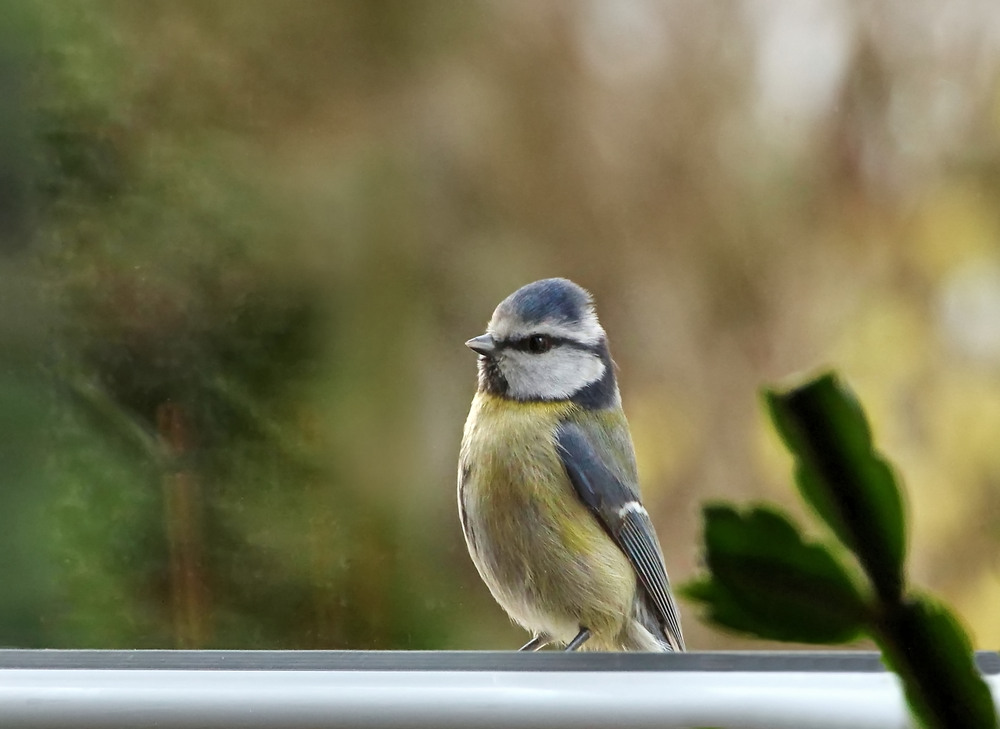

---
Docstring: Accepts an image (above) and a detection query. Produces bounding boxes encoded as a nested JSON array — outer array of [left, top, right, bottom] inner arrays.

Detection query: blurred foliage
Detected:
[[684, 504, 867, 644], [686, 373, 996, 728], [1, 1, 999, 649]]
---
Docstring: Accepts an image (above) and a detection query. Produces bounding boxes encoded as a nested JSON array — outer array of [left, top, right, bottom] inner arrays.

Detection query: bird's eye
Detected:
[[527, 334, 552, 353]]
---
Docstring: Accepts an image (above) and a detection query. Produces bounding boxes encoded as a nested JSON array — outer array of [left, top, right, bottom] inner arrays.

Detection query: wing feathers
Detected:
[[555, 422, 685, 651], [619, 509, 684, 651]]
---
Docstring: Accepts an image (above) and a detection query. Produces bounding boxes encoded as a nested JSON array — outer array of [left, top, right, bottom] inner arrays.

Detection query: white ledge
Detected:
[[0, 651, 996, 729]]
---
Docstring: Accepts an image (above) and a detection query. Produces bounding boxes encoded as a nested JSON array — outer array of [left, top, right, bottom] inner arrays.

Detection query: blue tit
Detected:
[[458, 278, 685, 652]]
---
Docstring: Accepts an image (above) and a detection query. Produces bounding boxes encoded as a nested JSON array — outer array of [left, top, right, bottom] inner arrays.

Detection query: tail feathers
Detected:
[[631, 594, 685, 652], [623, 619, 685, 652]]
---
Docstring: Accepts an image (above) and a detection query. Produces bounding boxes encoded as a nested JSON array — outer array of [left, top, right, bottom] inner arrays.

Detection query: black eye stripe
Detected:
[[499, 335, 596, 353]]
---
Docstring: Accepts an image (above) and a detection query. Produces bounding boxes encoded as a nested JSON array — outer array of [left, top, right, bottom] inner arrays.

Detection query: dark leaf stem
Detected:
[[873, 597, 997, 729], [766, 374, 905, 602]]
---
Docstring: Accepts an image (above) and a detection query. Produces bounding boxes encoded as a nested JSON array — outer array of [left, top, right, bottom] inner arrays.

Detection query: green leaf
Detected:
[[681, 578, 781, 639], [682, 504, 868, 644], [876, 595, 998, 729], [765, 372, 906, 601]]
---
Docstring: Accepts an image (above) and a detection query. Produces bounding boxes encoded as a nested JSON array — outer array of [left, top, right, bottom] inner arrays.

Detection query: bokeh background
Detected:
[[2, 0, 1000, 650]]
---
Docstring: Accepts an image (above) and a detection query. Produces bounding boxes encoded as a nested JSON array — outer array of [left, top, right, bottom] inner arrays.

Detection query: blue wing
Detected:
[[555, 421, 685, 651]]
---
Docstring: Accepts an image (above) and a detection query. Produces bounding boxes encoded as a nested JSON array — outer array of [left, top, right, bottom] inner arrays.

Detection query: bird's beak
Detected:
[[465, 333, 497, 357]]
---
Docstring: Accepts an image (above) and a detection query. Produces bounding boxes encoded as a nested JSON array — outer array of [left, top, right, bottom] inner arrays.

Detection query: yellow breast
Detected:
[[461, 392, 574, 490], [458, 392, 636, 645]]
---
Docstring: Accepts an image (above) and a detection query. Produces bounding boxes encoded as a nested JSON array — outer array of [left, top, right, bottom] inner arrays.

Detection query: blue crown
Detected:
[[497, 278, 592, 325]]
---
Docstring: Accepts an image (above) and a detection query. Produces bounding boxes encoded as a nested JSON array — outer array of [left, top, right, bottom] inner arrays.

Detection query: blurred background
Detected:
[[1, 0, 999, 650]]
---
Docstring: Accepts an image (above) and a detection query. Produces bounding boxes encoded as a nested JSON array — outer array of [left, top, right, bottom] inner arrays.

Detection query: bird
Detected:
[[457, 277, 685, 652]]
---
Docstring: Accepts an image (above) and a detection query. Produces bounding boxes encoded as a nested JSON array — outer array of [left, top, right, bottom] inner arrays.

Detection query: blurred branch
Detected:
[[158, 402, 209, 648], [64, 375, 167, 465]]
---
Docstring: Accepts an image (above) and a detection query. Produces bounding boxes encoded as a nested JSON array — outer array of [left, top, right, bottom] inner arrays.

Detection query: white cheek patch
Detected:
[[502, 347, 607, 400]]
